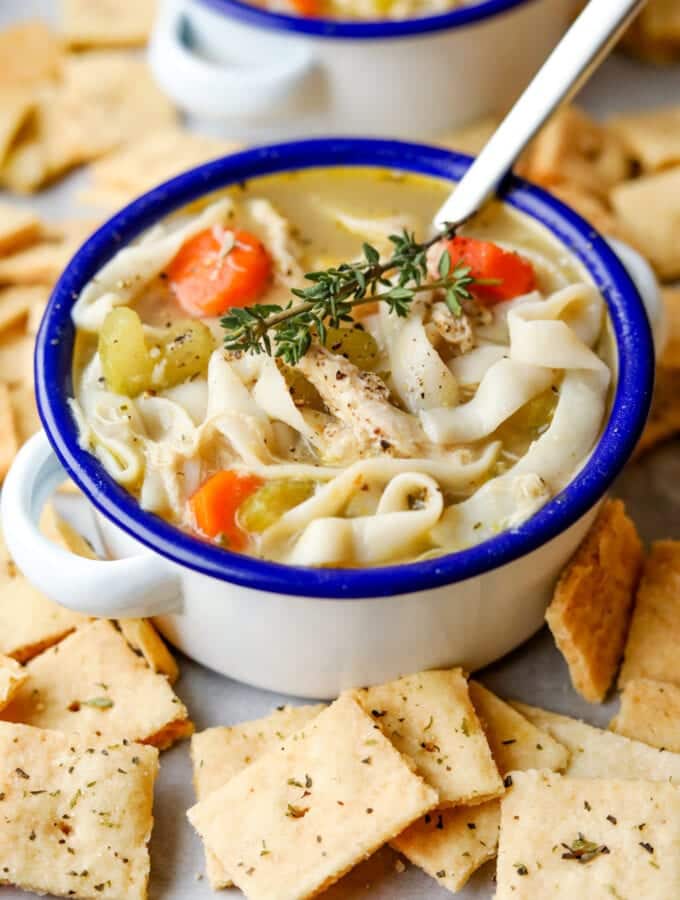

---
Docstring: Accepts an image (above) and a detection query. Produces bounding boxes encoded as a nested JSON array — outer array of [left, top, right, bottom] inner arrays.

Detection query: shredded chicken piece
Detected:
[[430, 302, 476, 354], [296, 345, 426, 457]]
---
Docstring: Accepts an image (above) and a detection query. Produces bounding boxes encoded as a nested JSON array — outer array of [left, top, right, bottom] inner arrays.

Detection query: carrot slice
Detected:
[[190, 470, 264, 550], [168, 226, 272, 317], [290, 0, 321, 15], [439, 236, 536, 305]]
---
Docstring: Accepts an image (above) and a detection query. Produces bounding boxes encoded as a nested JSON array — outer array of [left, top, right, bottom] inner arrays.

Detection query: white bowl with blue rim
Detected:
[[1, 138, 659, 699], [149, 0, 576, 141]]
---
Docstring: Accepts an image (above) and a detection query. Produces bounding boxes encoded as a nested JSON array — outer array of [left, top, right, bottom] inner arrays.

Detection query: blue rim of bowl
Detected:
[[195, 0, 536, 39], [36, 138, 654, 600]]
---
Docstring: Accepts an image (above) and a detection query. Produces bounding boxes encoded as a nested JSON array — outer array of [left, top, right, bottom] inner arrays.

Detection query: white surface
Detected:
[[1, 1, 680, 897]]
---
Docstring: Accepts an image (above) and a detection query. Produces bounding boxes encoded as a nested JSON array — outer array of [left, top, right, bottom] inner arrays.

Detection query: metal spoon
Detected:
[[433, 0, 647, 231]]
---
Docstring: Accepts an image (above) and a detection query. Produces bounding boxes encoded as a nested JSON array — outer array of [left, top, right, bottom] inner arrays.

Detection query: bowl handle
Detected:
[[148, 0, 314, 121], [1, 432, 182, 619], [609, 238, 667, 360]]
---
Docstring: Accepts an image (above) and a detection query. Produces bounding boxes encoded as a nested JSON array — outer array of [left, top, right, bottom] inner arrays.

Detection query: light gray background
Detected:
[[1, 1, 679, 897]]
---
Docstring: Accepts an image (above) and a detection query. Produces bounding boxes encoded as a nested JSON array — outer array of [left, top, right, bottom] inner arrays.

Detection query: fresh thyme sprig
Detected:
[[221, 226, 489, 366]]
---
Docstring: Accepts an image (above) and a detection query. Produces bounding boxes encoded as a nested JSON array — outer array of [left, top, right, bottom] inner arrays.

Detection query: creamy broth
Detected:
[[70, 167, 612, 568], [251, 0, 467, 22]]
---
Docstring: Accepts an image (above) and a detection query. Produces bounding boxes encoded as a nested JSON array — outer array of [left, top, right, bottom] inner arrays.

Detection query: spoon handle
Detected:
[[433, 0, 647, 230]]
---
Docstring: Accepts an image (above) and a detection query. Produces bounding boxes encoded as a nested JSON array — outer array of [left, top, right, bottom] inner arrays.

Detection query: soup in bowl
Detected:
[[1, 140, 654, 698]]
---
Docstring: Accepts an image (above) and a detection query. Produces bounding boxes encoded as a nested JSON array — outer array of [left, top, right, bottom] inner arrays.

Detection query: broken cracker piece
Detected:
[[62, 0, 157, 48], [619, 541, 680, 688], [354, 669, 503, 808], [512, 702, 680, 782], [392, 684, 567, 894], [546, 498, 643, 703], [496, 770, 680, 899], [0, 654, 27, 711], [610, 678, 680, 752], [191, 704, 324, 888], [118, 619, 179, 684], [609, 106, 680, 173], [1, 619, 193, 749], [188, 693, 438, 900], [0, 720, 157, 900]]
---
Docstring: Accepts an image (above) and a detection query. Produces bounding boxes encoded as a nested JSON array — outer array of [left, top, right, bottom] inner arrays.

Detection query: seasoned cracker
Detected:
[[619, 541, 680, 687], [609, 106, 680, 172], [39, 504, 97, 560], [636, 367, 680, 455], [512, 702, 680, 781], [0, 285, 48, 334], [548, 184, 633, 242], [1, 619, 193, 749], [63, 0, 157, 48], [621, 0, 680, 62], [0, 203, 41, 256], [0, 21, 62, 87], [610, 167, 680, 280], [546, 499, 643, 702], [0, 325, 34, 388], [0, 555, 88, 662], [9, 382, 40, 446], [191, 704, 324, 888], [355, 669, 503, 808], [0, 89, 35, 168], [0, 721, 157, 900], [611, 678, 680, 752], [118, 620, 179, 684], [496, 770, 680, 899], [0, 381, 18, 482], [661, 287, 680, 368], [524, 106, 631, 198], [392, 685, 567, 893], [0, 653, 27, 711], [188, 694, 438, 900], [0, 220, 96, 285]]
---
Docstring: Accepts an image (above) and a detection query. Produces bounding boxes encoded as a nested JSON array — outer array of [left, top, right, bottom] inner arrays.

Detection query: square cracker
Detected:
[[0, 543, 89, 662], [496, 770, 680, 900], [1, 619, 193, 750], [62, 0, 157, 48], [635, 367, 680, 456], [0, 721, 157, 900], [188, 693, 438, 900], [661, 287, 680, 368], [610, 167, 680, 281], [0, 654, 27, 711], [118, 620, 179, 684], [0, 88, 35, 169], [0, 220, 96, 285], [392, 684, 568, 894], [0, 203, 41, 256], [0, 381, 18, 482], [512, 702, 680, 782], [610, 678, 680, 752], [354, 669, 503, 808], [0, 21, 62, 87], [546, 498, 643, 703], [548, 184, 633, 243], [609, 106, 680, 173], [619, 541, 680, 687], [192, 704, 324, 888], [0, 285, 48, 335]]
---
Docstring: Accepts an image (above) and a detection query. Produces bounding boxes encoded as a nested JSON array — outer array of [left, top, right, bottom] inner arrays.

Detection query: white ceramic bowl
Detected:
[[1, 139, 659, 699], [149, 0, 576, 141]]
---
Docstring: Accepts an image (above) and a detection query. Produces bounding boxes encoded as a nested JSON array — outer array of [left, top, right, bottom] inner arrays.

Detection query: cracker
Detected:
[[661, 287, 680, 368], [9, 382, 40, 445], [191, 704, 324, 888], [0, 21, 62, 87], [0, 654, 27, 711], [524, 106, 631, 198], [435, 116, 500, 157], [610, 167, 680, 280], [0, 326, 34, 388], [0, 220, 96, 285], [62, 0, 157, 48], [546, 499, 643, 703], [0, 203, 41, 256], [609, 106, 680, 173], [0, 90, 35, 168], [610, 678, 680, 752], [619, 541, 680, 687], [0, 720, 158, 900], [0, 285, 48, 334], [118, 620, 179, 684], [0, 381, 18, 482], [512, 702, 680, 781], [84, 128, 239, 203], [636, 367, 680, 455], [1, 619, 193, 750], [354, 669, 503, 808], [621, 0, 680, 62], [0, 552, 88, 663], [496, 770, 680, 899], [39, 504, 98, 561], [548, 184, 633, 242], [392, 685, 568, 893], [188, 694, 438, 900]]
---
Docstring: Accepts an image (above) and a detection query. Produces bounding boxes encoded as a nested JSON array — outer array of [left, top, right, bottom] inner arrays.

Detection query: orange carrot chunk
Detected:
[[290, 0, 321, 15], [439, 236, 536, 305], [190, 470, 264, 550], [168, 226, 272, 317]]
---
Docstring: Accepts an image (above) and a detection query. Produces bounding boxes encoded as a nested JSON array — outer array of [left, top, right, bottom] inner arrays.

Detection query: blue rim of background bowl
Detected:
[[36, 138, 654, 600], [195, 0, 535, 39]]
